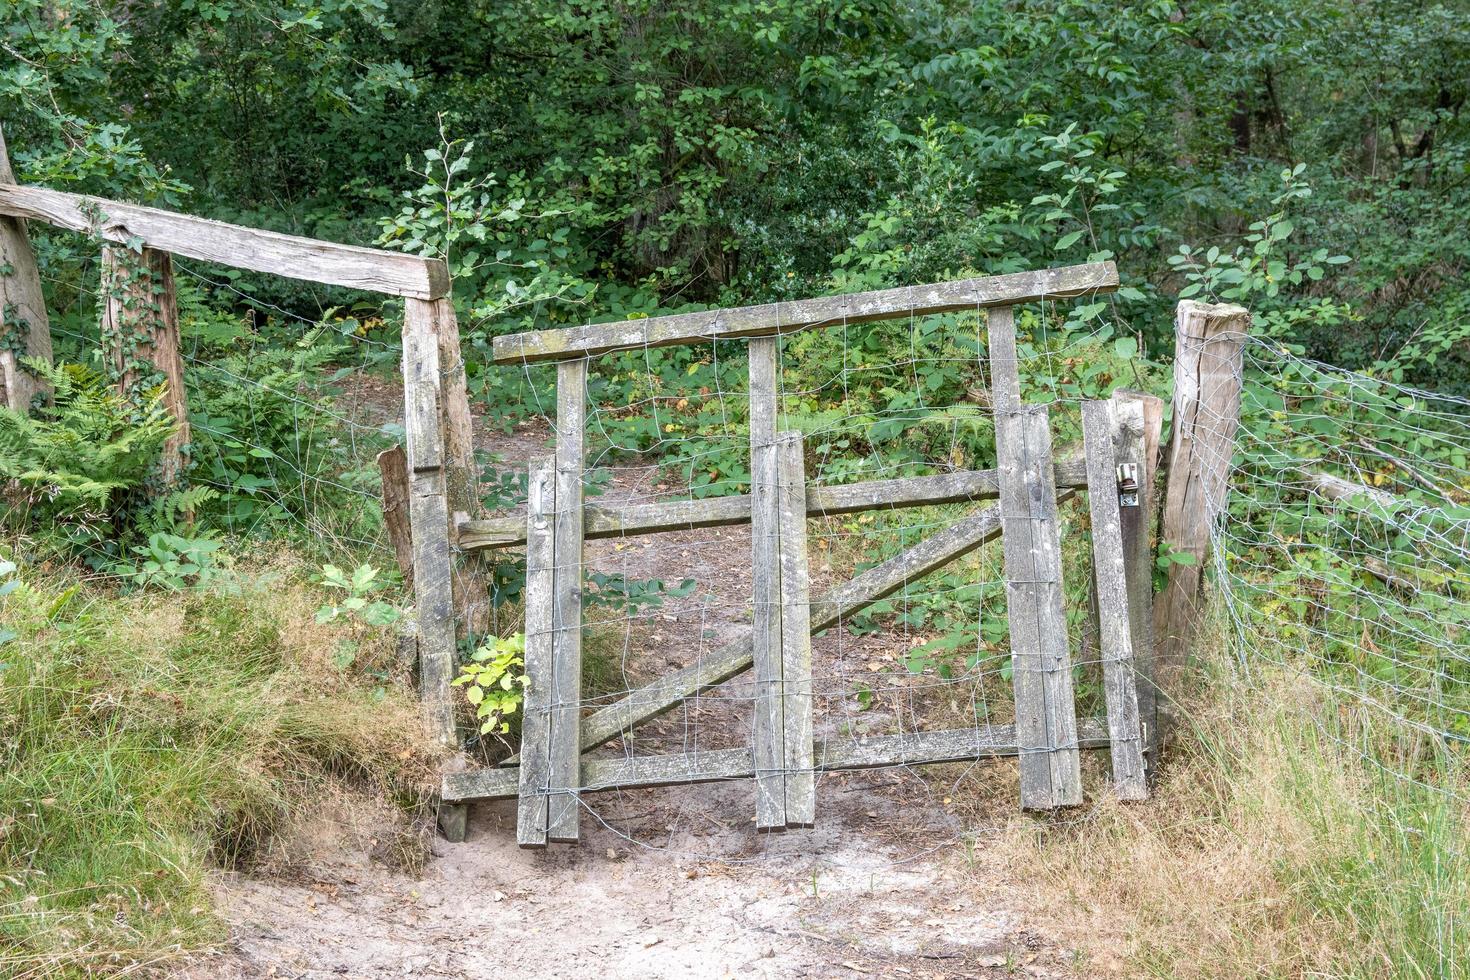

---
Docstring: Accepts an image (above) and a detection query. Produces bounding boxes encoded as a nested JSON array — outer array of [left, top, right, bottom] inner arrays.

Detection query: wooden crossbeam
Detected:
[[0, 183, 449, 299], [444, 718, 1112, 802], [501, 485, 1076, 770], [988, 306, 1082, 809], [457, 457, 1090, 551], [1082, 399, 1148, 800], [491, 262, 1118, 364]]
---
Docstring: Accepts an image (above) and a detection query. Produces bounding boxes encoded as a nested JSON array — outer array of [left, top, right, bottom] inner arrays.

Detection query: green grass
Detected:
[[1012, 615, 1469, 978], [0, 553, 437, 978]]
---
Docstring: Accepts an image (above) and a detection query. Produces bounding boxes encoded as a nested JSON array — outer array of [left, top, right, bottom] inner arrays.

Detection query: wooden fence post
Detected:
[[100, 245, 189, 484], [1154, 300, 1249, 729], [0, 124, 53, 413]]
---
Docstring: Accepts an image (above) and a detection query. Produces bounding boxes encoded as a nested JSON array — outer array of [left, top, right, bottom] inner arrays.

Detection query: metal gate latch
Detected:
[[1117, 463, 1140, 507]]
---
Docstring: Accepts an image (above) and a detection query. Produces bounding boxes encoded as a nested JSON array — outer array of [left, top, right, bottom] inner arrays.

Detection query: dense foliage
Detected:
[[2, 0, 1466, 388]]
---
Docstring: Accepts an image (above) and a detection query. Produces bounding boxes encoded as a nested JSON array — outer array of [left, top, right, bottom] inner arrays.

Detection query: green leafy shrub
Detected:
[[0, 360, 174, 543], [452, 633, 528, 736]]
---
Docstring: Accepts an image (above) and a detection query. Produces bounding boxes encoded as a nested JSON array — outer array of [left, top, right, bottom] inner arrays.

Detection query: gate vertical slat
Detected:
[[988, 306, 1082, 808], [748, 336, 787, 830], [1112, 390, 1164, 772], [517, 458, 557, 847], [547, 360, 588, 842], [776, 431, 815, 827], [1082, 399, 1148, 799]]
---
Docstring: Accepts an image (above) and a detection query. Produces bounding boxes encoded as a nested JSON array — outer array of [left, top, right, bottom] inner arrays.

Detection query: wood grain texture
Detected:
[[988, 306, 1081, 808], [0, 125, 52, 413], [516, 460, 557, 847], [401, 307, 458, 752], [747, 336, 786, 830], [492, 262, 1119, 364], [776, 431, 815, 827], [1082, 400, 1147, 800], [1111, 390, 1163, 773], [101, 246, 188, 484], [547, 360, 587, 842], [444, 718, 1113, 801], [0, 182, 449, 299], [1155, 301, 1249, 733], [377, 446, 414, 591], [459, 457, 1090, 551], [411, 297, 491, 636]]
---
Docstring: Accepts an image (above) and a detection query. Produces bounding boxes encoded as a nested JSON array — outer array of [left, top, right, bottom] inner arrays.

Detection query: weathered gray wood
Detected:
[[410, 297, 491, 636], [444, 718, 1113, 801], [0, 124, 52, 413], [748, 336, 786, 830], [0, 182, 449, 299], [458, 457, 1091, 551], [1301, 469, 1398, 509], [532, 484, 1077, 763], [377, 446, 415, 591], [1111, 390, 1163, 774], [403, 312, 458, 753], [437, 800, 469, 843], [776, 431, 815, 827], [1082, 400, 1148, 800], [1155, 301, 1249, 736], [517, 460, 557, 847], [547, 359, 587, 842], [988, 306, 1081, 808], [101, 246, 189, 484], [492, 262, 1119, 364]]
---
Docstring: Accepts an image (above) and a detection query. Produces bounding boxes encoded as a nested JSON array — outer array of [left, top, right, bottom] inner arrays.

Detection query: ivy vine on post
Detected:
[[98, 237, 191, 488]]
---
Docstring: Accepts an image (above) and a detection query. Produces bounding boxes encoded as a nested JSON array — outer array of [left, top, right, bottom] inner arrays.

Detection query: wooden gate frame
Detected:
[[441, 260, 1164, 846]]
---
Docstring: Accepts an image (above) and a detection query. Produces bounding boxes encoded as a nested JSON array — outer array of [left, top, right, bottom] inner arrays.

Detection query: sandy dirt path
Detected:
[[181, 376, 1092, 979]]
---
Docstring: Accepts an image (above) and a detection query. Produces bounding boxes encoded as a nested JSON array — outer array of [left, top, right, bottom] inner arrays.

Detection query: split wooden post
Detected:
[[100, 245, 189, 484], [1111, 389, 1163, 771], [546, 359, 588, 842], [776, 430, 815, 827], [401, 297, 484, 840], [377, 445, 415, 591], [401, 302, 461, 738], [0, 124, 52, 413], [517, 459, 557, 847], [1155, 301, 1249, 730], [1081, 399, 1148, 799], [748, 335, 787, 830], [987, 305, 1081, 808]]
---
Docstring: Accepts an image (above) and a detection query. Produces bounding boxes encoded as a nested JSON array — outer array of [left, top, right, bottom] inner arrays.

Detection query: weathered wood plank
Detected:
[[492, 262, 1119, 364], [458, 457, 1091, 551], [516, 460, 557, 847], [101, 246, 189, 484], [377, 446, 415, 591], [988, 306, 1081, 808], [748, 336, 786, 830], [409, 297, 491, 635], [1111, 390, 1163, 774], [444, 718, 1113, 801], [546, 360, 587, 842], [1155, 301, 1249, 739], [402, 309, 458, 751], [0, 124, 52, 413], [1082, 400, 1148, 800], [0, 182, 449, 299], [776, 431, 815, 827]]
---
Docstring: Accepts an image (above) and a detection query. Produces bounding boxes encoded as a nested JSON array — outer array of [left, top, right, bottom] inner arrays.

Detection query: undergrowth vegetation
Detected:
[[1012, 615, 1468, 978], [0, 553, 439, 978]]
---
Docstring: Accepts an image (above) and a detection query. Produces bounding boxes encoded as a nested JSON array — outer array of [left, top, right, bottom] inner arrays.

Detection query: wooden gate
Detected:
[[436, 261, 1161, 845]]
